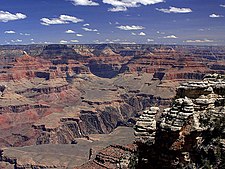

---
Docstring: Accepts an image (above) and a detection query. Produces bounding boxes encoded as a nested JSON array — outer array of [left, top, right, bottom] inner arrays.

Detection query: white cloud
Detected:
[[108, 6, 127, 12], [0, 11, 26, 22], [41, 15, 83, 25], [69, 0, 99, 6], [60, 40, 68, 44], [82, 27, 98, 31], [93, 39, 100, 43], [71, 39, 79, 43], [209, 13, 224, 18], [220, 4, 225, 8], [156, 6, 192, 13], [120, 41, 136, 44], [117, 25, 145, 30], [60, 15, 83, 23], [156, 31, 165, 34], [132, 32, 146, 36], [76, 33, 83, 36], [103, 0, 164, 12], [185, 39, 214, 43], [65, 29, 75, 33], [83, 23, 90, 26], [11, 39, 22, 43], [139, 32, 146, 36], [20, 33, 30, 36], [40, 18, 67, 25], [147, 39, 154, 42], [163, 35, 178, 39], [113, 39, 121, 42], [4, 30, 16, 34]]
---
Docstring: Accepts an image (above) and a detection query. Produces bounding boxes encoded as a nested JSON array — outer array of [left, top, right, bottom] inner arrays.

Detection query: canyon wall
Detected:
[[0, 44, 224, 148]]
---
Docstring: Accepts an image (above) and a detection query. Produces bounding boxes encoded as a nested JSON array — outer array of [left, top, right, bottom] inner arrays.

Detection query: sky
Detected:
[[0, 0, 225, 45]]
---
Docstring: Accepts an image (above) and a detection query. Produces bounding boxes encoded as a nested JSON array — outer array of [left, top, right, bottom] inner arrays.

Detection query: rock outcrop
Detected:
[[75, 144, 137, 169], [134, 107, 159, 144], [134, 74, 225, 169]]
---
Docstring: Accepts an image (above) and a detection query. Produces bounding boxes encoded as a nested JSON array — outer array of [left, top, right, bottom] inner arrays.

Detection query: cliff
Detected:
[[133, 73, 225, 169], [0, 44, 225, 149]]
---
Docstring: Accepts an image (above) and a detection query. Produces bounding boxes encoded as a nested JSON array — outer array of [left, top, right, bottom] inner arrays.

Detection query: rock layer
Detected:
[[0, 44, 225, 148], [134, 74, 225, 169]]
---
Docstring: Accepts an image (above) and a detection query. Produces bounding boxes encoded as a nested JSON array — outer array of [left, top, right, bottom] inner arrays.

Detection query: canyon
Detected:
[[0, 44, 224, 168]]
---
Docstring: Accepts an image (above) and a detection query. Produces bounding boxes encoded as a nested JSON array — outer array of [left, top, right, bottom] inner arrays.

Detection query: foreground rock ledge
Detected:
[[133, 73, 225, 169]]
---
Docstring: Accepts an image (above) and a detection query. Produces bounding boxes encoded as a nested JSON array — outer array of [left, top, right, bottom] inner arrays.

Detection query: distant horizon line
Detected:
[[0, 43, 224, 47]]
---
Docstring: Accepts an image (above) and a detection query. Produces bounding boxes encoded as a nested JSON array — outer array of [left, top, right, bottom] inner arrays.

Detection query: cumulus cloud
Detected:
[[69, 0, 99, 6], [4, 30, 16, 34], [108, 6, 127, 12], [20, 33, 30, 36], [11, 39, 22, 43], [83, 23, 90, 26], [71, 39, 79, 43], [41, 15, 83, 25], [220, 4, 225, 8], [0, 11, 27, 22], [147, 39, 154, 42], [163, 35, 178, 39], [65, 29, 75, 33], [209, 14, 224, 18], [113, 39, 121, 42], [103, 0, 164, 12], [82, 27, 98, 31], [120, 41, 136, 44], [76, 33, 83, 36], [60, 40, 68, 44], [131, 32, 136, 35], [139, 32, 146, 36], [185, 39, 214, 43], [156, 6, 192, 13], [117, 25, 145, 30], [44, 41, 52, 44]]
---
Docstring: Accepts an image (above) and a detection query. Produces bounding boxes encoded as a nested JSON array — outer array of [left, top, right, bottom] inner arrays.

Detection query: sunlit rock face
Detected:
[[134, 74, 225, 169], [0, 42, 225, 169], [0, 44, 225, 149]]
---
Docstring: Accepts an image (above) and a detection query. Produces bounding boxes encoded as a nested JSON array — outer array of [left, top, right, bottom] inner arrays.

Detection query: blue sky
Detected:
[[0, 0, 225, 45]]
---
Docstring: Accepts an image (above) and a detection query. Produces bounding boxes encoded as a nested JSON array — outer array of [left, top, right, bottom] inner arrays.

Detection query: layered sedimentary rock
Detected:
[[0, 44, 224, 149], [0, 127, 135, 169], [134, 74, 225, 169], [1, 44, 225, 80], [75, 144, 136, 169], [65, 73, 225, 169], [134, 107, 159, 144]]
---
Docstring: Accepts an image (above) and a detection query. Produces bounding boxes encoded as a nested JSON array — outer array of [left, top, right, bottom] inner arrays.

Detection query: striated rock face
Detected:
[[0, 44, 225, 149], [75, 144, 137, 169], [134, 74, 225, 169], [134, 107, 159, 144], [160, 97, 195, 132], [0, 127, 135, 169], [1, 44, 225, 80]]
